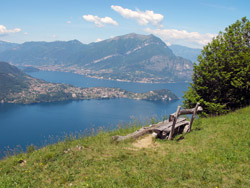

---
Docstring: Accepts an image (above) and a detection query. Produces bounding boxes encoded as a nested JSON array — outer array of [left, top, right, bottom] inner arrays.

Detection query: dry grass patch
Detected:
[[132, 134, 158, 149]]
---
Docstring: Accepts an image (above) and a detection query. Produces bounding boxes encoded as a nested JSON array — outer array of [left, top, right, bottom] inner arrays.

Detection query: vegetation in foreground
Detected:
[[0, 106, 250, 187], [184, 17, 250, 115]]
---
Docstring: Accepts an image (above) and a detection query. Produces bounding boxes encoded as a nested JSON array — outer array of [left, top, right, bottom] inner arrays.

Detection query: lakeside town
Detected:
[[21, 64, 178, 84], [1, 71, 178, 104]]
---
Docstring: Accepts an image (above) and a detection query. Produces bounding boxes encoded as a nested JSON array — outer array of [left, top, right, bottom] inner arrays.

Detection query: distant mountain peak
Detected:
[[0, 41, 8, 44], [108, 33, 158, 41], [67, 39, 82, 44], [0, 41, 19, 53]]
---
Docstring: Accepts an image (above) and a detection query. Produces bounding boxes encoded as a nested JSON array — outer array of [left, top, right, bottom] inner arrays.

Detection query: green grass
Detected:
[[1, 107, 250, 188]]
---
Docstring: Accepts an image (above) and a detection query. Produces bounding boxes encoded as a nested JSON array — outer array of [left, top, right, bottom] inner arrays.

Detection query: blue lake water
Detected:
[[0, 71, 189, 157]]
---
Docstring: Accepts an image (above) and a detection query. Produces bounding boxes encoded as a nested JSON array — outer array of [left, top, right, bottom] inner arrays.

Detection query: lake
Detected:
[[0, 71, 189, 157]]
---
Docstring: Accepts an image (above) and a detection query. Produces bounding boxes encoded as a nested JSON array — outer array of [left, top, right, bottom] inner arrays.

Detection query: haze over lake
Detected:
[[0, 71, 189, 157]]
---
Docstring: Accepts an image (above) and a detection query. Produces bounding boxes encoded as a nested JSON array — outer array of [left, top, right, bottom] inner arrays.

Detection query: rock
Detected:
[[183, 123, 190, 133], [76, 145, 83, 151], [20, 160, 27, 166], [152, 132, 158, 138]]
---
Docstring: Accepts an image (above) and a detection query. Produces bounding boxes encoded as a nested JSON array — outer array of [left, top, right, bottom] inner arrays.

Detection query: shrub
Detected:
[[183, 17, 250, 115]]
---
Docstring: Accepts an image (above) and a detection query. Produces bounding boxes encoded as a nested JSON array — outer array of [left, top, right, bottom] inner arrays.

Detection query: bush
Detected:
[[183, 17, 250, 115]]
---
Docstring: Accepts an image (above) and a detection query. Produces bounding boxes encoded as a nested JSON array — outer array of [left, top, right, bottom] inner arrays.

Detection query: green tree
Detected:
[[183, 17, 250, 115]]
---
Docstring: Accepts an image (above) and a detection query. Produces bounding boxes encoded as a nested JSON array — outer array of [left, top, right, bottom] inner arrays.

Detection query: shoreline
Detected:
[[20, 64, 191, 84]]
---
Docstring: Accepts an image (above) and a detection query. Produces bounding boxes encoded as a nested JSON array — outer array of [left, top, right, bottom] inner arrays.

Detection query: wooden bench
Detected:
[[155, 103, 202, 140], [112, 103, 203, 142], [154, 117, 190, 139]]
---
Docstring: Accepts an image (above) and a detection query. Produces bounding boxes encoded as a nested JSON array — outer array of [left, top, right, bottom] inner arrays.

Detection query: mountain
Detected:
[[0, 40, 19, 53], [0, 61, 30, 100], [74, 33, 193, 82], [0, 40, 87, 66], [169, 44, 201, 63], [0, 34, 193, 83], [0, 62, 178, 104]]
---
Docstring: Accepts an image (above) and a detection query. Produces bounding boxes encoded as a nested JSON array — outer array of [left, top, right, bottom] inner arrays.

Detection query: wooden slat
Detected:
[[168, 106, 181, 140], [162, 121, 189, 132], [189, 103, 200, 131], [169, 106, 203, 121], [155, 118, 186, 131], [179, 106, 203, 115]]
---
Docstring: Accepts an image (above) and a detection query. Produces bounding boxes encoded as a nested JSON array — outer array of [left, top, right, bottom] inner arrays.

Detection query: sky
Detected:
[[0, 0, 250, 48]]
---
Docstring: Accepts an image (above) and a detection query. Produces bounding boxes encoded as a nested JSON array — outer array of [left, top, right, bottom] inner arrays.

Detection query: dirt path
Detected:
[[132, 134, 158, 149]]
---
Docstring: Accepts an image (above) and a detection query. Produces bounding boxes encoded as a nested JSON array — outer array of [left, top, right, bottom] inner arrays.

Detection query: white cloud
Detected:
[[145, 28, 216, 48], [66, 21, 71, 24], [0, 25, 21, 34], [111, 5, 163, 27], [52, 34, 56, 38], [24, 32, 28, 35], [165, 42, 171, 46], [82, 15, 118, 27], [95, 38, 103, 42]]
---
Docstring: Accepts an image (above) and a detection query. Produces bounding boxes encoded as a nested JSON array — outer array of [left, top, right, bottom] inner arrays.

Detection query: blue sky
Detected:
[[0, 0, 250, 48]]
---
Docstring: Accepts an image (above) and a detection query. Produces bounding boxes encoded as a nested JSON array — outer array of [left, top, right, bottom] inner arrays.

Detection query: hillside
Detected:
[[0, 62, 30, 100], [169, 44, 201, 63], [0, 41, 19, 53], [0, 62, 178, 104], [0, 106, 249, 187], [0, 33, 193, 83]]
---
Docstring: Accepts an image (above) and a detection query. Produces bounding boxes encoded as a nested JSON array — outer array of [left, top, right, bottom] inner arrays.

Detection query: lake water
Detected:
[[0, 71, 189, 157]]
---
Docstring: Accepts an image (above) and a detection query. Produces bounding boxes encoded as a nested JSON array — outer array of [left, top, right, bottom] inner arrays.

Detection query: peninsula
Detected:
[[0, 62, 178, 104]]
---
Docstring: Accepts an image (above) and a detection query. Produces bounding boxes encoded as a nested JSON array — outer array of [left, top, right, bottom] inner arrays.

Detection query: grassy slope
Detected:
[[0, 107, 250, 188]]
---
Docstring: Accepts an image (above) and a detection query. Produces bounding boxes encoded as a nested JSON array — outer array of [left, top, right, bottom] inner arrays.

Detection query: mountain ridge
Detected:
[[169, 44, 201, 63], [0, 33, 194, 83], [0, 40, 19, 53]]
